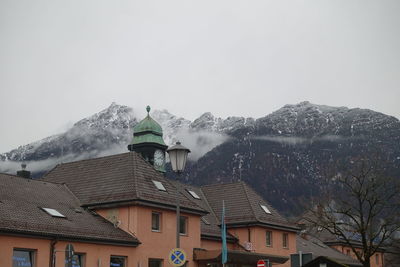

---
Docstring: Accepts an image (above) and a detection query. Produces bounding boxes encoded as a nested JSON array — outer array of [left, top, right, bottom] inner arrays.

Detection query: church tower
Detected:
[[128, 106, 168, 172]]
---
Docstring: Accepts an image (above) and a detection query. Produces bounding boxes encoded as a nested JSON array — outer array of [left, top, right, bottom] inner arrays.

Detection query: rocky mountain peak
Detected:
[[1, 101, 399, 216], [74, 103, 135, 130]]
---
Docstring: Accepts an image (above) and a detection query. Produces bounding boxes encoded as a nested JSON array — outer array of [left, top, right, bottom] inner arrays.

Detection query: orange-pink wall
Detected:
[[0, 235, 137, 267], [199, 226, 296, 267], [200, 239, 236, 251], [1, 205, 298, 267], [0, 235, 50, 267], [96, 205, 202, 267], [228, 226, 296, 267]]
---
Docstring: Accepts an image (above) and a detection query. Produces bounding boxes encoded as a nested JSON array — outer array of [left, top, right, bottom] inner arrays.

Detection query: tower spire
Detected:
[[128, 106, 167, 172]]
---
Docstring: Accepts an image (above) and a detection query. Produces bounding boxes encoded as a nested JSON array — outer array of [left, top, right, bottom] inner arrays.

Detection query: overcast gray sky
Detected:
[[1, 0, 399, 153]]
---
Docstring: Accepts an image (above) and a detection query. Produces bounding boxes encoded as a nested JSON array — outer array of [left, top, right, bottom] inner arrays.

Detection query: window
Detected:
[[71, 253, 85, 267], [13, 249, 35, 267], [179, 216, 188, 235], [282, 233, 289, 248], [152, 180, 166, 191], [260, 204, 271, 214], [41, 207, 66, 218], [149, 259, 163, 267], [266, 231, 272, 247], [110, 256, 126, 267], [346, 249, 350, 255], [152, 212, 161, 232], [375, 254, 379, 264], [201, 217, 210, 225], [187, 190, 200, 199]]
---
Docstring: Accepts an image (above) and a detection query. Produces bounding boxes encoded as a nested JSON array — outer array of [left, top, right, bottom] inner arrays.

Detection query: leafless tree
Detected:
[[303, 155, 400, 267]]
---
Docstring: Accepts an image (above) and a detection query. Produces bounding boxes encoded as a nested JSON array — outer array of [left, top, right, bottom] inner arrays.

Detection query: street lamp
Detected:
[[167, 141, 191, 248]]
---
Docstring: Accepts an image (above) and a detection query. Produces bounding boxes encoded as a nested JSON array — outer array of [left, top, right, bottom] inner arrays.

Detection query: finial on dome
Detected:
[[146, 105, 151, 115]]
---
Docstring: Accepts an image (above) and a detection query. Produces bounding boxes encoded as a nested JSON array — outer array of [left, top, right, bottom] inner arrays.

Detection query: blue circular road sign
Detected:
[[168, 248, 187, 267]]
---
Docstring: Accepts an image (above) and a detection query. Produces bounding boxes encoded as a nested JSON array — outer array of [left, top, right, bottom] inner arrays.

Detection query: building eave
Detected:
[[84, 198, 208, 216], [226, 221, 300, 232], [0, 229, 140, 247]]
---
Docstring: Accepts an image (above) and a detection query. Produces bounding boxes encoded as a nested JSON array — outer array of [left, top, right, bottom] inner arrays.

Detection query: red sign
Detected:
[[257, 260, 265, 267]]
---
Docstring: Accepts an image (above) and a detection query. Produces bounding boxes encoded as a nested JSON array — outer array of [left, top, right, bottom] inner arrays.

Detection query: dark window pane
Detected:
[[266, 231, 272, 246], [13, 250, 33, 267], [283, 233, 288, 248], [179, 216, 187, 235], [149, 259, 163, 267], [110, 256, 126, 267], [152, 212, 160, 231], [71, 254, 84, 267]]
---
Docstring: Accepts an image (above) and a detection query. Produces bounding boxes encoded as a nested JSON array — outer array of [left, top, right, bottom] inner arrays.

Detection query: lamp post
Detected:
[[167, 141, 190, 248]]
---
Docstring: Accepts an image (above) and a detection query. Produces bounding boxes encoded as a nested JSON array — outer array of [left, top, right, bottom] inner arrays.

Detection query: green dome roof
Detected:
[[131, 106, 166, 146], [133, 115, 163, 135]]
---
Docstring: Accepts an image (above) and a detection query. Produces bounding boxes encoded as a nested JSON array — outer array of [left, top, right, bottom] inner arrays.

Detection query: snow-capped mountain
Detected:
[[1, 101, 400, 216], [185, 101, 400, 215], [0, 102, 242, 174]]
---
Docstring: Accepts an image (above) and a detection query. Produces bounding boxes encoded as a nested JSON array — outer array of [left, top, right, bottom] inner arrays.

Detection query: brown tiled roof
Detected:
[[200, 182, 299, 232], [0, 173, 139, 246], [173, 181, 298, 239], [43, 152, 205, 214], [170, 181, 235, 241], [297, 235, 362, 266]]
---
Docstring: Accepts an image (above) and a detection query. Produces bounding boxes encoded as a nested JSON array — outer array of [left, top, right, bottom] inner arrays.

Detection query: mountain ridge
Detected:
[[1, 101, 399, 216]]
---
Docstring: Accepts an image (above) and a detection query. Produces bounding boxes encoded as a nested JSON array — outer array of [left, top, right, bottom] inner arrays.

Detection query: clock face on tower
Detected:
[[153, 149, 165, 167]]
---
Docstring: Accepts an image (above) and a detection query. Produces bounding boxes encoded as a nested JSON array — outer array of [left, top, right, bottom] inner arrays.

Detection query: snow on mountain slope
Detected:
[[1, 101, 399, 178], [2, 101, 399, 216], [0, 103, 231, 173]]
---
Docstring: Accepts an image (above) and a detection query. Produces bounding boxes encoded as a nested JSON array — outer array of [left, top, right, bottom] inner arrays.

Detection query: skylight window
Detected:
[[42, 208, 66, 218], [152, 180, 166, 191], [201, 217, 210, 225], [260, 204, 272, 214], [187, 190, 201, 199]]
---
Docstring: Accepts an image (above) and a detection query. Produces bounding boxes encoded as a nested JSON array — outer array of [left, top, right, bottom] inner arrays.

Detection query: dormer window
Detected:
[[152, 180, 166, 191]]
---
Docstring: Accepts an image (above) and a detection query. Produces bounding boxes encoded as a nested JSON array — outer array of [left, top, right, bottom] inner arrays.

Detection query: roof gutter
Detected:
[[84, 198, 208, 216], [224, 221, 300, 232], [0, 230, 140, 247]]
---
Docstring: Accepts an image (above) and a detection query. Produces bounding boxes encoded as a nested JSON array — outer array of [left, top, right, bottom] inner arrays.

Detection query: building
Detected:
[[0, 106, 299, 267], [291, 234, 362, 267], [297, 213, 385, 267], [0, 172, 139, 267]]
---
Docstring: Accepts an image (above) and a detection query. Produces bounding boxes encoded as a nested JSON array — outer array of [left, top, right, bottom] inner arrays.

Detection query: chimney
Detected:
[[17, 163, 31, 179]]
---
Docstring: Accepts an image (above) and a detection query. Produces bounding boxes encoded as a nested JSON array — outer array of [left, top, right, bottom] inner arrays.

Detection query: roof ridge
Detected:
[[199, 187, 221, 224], [200, 181, 243, 189], [0, 172, 21, 178], [61, 183, 84, 207], [52, 151, 132, 166], [0, 172, 65, 187], [241, 182, 259, 221], [131, 153, 140, 199], [41, 163, 60, 179], [169, 180, 206, 213]]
